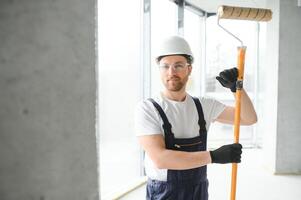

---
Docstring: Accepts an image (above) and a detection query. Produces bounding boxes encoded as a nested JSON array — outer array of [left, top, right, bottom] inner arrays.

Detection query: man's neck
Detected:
[[162, 90, 187, 102]]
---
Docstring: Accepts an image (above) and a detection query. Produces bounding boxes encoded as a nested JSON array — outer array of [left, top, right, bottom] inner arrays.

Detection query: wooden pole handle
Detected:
[[230, 46, 246, 200]]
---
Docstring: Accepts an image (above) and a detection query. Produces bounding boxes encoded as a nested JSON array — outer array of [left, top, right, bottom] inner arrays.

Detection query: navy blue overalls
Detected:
[[147, 97, 209, 200]]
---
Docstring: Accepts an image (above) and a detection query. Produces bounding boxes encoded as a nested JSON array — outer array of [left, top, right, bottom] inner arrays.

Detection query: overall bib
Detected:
[[147, 97, 208, 200]]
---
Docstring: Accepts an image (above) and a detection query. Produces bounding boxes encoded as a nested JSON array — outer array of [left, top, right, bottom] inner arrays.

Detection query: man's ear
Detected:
[[188, 65, 192, 76]]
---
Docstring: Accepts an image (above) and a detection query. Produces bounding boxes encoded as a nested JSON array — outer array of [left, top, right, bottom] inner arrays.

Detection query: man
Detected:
[[134, 36, 257, 200]]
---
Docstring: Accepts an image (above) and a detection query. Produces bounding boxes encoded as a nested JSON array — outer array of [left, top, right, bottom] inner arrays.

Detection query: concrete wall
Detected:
[[0, 1, 99, 200], [263, 0, 301, 174], [276, 0, 301, 173]]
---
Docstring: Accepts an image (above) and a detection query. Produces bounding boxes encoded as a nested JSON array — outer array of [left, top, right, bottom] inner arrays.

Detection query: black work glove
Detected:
[[216, 67, 238, 92], [210, 143, 242, 164]]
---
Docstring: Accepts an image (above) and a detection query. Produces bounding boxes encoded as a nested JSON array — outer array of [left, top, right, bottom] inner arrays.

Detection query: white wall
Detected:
[[260, 0, 280, 173]]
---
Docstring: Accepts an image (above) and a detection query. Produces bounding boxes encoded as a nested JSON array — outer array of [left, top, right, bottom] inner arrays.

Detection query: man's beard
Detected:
[[164, 75, 188, 92]]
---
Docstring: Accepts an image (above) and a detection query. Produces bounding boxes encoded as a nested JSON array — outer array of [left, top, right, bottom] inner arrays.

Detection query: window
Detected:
[[205, 16, 259, 147], [150, 0, 177, 96], [184, 8, 205, 96], [98, 0, 143, 198]]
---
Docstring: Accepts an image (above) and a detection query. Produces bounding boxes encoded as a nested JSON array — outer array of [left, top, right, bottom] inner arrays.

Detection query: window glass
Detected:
[[151, 0, 177, 96], [205, 16, 258, 147], [184, 9, 204, 96], [98, 0, 142, 198], [256, 23, 267, 147]]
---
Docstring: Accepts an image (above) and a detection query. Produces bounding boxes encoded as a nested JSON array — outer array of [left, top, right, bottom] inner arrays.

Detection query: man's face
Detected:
[[158, 55, 192, 92]]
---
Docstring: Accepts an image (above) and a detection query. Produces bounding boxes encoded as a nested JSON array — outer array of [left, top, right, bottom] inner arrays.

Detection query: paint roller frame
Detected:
[[216, 5, 272, 200]]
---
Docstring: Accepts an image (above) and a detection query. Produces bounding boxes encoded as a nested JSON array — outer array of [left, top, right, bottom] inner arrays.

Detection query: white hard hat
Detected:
[[154, 35, 193, 63]]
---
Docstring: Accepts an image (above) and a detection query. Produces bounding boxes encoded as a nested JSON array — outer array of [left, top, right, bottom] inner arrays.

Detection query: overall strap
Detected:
[[148, 98, 174, 145], [191, 97, 207, 133]]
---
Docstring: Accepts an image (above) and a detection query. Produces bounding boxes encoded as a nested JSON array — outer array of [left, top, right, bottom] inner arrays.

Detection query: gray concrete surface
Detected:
[[262, 0, 301, 174], [0, 0, 98, 199], [276, 0, 301, 174]]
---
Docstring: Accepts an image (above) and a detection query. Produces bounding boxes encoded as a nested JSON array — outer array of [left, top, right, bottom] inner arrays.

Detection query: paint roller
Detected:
[[218, 5, 272, 22], [216, 5, 272, 200]]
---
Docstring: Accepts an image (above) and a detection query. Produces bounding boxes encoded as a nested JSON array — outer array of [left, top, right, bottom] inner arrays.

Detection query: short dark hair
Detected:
[[157, 54, 193, 65]]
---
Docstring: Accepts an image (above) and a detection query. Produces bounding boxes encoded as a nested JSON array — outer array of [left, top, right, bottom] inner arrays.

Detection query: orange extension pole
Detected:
[[230, 46, 246, 200]]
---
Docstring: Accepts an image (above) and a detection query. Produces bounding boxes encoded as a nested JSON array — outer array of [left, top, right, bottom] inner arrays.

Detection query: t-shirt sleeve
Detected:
[[134, 100, 163, 137], [200, 97, 226, 124]]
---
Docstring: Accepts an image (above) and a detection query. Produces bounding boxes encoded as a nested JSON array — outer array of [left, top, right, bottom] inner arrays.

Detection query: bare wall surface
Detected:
[[0, 0, 98, 199], [262, 0, 280, 173], [276, 0, 301, 173]]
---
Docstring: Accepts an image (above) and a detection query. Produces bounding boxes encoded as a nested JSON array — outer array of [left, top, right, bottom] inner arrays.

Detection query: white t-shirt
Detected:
[[134, 93, 226, 181]]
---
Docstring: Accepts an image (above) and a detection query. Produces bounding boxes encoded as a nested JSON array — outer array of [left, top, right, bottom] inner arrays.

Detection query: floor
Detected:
[[120, 148, 301, 200]]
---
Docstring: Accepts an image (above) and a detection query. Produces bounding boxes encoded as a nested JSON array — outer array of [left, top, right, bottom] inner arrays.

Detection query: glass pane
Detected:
[[98, 0, 142, 198], [256, 23, 267, 147], [151, 0, 177, 96], [205, 16, 258, 147], [184, 9, 204, 96]]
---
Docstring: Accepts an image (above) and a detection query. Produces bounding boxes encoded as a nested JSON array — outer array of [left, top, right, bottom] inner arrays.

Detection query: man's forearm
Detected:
[[238, 89, 257, 125], [153, 149, 211, 170]]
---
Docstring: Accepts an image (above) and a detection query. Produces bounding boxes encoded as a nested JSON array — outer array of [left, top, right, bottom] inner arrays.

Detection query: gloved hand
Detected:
[[210, 143, 242, 164], [216, 67, 238, 92]]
